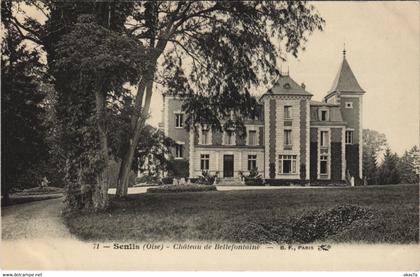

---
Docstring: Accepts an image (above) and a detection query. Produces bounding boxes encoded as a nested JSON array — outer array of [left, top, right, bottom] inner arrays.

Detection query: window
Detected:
[[320, 155, 328, 175], [278, 155, 297, 174], [175, 144, 183, 158], [320, 110, 329, 121], [201, 129, 210, 145], [248, 155, 257, 171], [200, 154, 209, 171], [345, 102, 353, 109], [175, 113, 183, 128], [284, 130, 292, 146], [345, 130, 354, 144], [320, 131, 329, 148], [224, 131, 234, 145], [284, 106, 292, 119], [248, 130, 257, 146]]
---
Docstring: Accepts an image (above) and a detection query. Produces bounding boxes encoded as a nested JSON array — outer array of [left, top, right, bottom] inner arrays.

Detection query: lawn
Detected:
[[65, 184, 419, 244]]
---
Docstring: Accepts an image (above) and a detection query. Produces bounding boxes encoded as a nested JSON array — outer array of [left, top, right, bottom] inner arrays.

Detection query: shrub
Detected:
[[188, 178, 199, 184], [244, 167, 263, 185], [309, 180, 347, 186], [248, 167, 262, 178], [197, 170, 216, 185], [160, 177, 173, 185], [147, 184, 217, 193], [290, 205, 371, 243], [136, 175, 159, 184], [265, 179, 295, 186], [244, 178, 264, 186], [169, 160, 189, 178]]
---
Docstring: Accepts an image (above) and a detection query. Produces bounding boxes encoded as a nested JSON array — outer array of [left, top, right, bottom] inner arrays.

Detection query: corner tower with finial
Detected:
[[324, 48, 365, 180]]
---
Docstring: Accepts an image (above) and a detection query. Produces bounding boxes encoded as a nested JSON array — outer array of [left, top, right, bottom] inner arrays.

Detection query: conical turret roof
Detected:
[[328, 55, 365, 94]]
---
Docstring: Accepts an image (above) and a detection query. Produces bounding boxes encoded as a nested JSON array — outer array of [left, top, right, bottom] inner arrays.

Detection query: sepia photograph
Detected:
[[1, 0, 419, 273]]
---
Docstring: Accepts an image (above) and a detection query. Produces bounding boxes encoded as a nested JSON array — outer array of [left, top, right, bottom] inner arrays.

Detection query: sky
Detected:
[[146, 1, 420, 155]]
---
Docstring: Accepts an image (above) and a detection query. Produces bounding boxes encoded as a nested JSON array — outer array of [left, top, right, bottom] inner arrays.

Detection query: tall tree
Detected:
[[377, 148, 400, 185], [1, 4, 48, 203], [51, 10, 144, 209], [398, 146, 419, 184], [363, 129, 388, 185], [115, 1, 325, 196]]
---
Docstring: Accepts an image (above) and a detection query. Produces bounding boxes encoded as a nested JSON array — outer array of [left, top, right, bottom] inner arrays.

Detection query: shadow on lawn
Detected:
[[223, 205, 372, 244]]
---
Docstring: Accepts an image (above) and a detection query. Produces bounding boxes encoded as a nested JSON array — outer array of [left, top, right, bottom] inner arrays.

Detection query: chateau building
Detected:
[[161, 51, 365, 183]]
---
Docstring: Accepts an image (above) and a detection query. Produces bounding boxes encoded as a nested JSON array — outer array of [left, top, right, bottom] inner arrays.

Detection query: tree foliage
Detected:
[[47, 6, 144, 210], [1, 7, 48, 202], [136, 126, 176, 176], [377, 148, 400, 185], [116, 1, 324, 195], [3, 1, 326, 204], [397, 146, 419, 184], [362, 129, 388, 185]]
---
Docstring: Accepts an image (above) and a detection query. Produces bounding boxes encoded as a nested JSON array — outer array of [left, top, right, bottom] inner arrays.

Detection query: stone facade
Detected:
[[162, 53, 365, 183]]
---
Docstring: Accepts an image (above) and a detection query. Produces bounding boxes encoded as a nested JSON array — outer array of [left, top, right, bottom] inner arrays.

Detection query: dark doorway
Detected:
[[223, 155, 234, 178]]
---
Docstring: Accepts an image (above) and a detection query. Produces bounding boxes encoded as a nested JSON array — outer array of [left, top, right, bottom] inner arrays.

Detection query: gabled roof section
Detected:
[[264, 74, 313, 97], [328, 56, 365, 94]]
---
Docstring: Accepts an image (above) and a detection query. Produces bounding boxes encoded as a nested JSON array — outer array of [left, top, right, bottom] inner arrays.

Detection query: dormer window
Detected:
[[200, 125, 211, 145], [319, 109, 329, 121], [223, 131, 235, 145], [201, 129, 210, 145]]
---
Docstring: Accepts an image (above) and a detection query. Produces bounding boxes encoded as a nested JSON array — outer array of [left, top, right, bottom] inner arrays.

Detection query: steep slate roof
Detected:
[[265, 75, 313, 97], [310, 106, 345, 124], [328, 56, 365, 94]]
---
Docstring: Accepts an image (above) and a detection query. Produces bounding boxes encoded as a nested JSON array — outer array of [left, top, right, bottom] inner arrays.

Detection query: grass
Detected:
[[64, 184, 419, 244]]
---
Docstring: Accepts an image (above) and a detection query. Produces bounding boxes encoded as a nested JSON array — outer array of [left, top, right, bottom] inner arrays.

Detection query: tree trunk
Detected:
[[116, 71, 155, 197], [115, 42, 166, 197], [92, 89, 110, 210], [120, 116, 146, 196], [116, 83, 151, 197]]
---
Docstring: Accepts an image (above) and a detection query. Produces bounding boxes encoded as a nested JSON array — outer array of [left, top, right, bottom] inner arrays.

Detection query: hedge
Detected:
[[160, 177, 173, 185], [264, 179, 302, 186], [147, 184, 217, 193], [244, 178, 264, 186]]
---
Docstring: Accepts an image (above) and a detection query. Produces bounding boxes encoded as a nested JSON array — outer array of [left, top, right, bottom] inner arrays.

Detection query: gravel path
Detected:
[[1, 197, 74, 240]]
